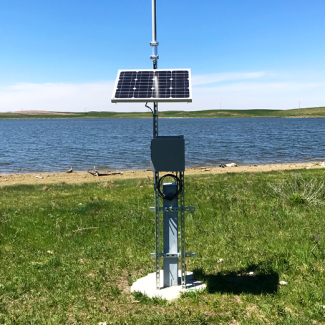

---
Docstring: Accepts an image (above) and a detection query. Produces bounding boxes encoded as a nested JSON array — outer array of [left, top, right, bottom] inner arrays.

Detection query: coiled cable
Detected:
[[157, 173, 183, 200]]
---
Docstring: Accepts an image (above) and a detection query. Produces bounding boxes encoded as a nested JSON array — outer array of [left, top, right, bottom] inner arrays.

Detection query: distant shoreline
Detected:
[[1, 107, 325, 119]]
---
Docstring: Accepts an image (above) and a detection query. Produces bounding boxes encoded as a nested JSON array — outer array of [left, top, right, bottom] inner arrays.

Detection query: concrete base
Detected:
[[131, 270, 206, 301]]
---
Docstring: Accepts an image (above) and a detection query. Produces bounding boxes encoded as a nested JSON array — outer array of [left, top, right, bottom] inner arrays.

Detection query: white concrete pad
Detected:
[[131, 270, 206, 301]]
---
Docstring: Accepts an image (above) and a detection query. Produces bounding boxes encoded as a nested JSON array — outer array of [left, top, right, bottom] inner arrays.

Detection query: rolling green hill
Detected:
[[1, 106, 325, 119]]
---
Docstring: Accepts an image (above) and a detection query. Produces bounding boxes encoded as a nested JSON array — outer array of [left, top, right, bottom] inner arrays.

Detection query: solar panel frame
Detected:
[[111, 69, 192, 103]]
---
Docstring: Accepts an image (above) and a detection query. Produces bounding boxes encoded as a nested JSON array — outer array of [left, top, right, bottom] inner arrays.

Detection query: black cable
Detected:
[[145, 102, 153, 114], [157, 173, 183, 200]]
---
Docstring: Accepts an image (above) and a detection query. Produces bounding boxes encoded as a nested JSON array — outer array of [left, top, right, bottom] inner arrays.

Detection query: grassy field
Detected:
[[1, 106, 325, 119], [1, 169, 325, 324]]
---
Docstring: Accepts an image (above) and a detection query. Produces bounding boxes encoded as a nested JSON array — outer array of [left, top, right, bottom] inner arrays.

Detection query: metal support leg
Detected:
[[163, 183, 179, 287], [154, 171, 160, 290], [152, 52, 159, 287], [179, 171, 186, 288], [150, 171, 195, 289]]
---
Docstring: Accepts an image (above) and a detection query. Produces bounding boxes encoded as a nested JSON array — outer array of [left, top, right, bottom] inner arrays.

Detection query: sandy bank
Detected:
[[1, 162, 324, 186]]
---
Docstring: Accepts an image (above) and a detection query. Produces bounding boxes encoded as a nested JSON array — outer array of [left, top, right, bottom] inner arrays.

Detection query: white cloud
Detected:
[[0, 81, 117, 112], [191, 81, 325, 110], [0, 72, 324, 112], [192, 71, 267, 86]]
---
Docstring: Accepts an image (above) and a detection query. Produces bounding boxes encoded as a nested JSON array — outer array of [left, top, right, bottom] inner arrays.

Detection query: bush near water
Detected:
[[1, 169, 325, 324]]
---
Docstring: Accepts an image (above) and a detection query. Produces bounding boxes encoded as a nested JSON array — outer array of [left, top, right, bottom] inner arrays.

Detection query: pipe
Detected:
[[150, 0, 159, 61], [152, 0, 157, 42]]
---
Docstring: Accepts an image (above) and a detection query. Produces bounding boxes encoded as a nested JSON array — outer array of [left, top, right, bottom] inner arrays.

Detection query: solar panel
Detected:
[[111, 69, 192, 103]]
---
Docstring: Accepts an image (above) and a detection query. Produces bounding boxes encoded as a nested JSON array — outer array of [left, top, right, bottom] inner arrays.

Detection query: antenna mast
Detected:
[[148, 0, 196, 291]]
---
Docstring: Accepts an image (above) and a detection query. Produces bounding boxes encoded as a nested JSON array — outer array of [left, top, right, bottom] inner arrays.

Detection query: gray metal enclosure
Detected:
[[151, 136, 185, 172]]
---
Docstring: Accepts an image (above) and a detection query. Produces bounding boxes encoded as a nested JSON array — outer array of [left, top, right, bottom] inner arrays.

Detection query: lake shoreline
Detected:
[[1, 161, 324, 186]]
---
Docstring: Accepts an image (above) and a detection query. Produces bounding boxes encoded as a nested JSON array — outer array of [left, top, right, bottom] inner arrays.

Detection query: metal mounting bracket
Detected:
[[149, 206, 196, 212], [150, 252, 196, 258]]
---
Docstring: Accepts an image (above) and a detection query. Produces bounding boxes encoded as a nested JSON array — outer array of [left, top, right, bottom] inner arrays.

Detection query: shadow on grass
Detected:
[[194, 264, 279, 295]]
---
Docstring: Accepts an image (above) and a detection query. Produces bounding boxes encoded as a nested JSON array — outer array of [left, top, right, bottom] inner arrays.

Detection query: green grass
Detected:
[[1, 106, 325, 119], [1, 170, 325, 324]]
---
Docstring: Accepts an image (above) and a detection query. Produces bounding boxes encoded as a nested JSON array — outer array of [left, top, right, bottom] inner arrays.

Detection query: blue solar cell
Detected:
[[111, 69, 192, 103]]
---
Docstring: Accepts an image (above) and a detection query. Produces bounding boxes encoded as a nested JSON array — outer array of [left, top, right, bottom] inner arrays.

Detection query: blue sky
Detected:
[[0, 0, 324, 112]]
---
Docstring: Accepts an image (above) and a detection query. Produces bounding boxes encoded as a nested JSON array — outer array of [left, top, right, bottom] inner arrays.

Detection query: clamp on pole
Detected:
[[150, 41, 159, 60]]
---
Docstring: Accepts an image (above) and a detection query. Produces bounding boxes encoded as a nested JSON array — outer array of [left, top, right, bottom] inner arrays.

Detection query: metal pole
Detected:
[[150, 0, 159, 61], [154, 171, 160, 289], [152, 0, 157, 43], [151, 0, 159, 138]]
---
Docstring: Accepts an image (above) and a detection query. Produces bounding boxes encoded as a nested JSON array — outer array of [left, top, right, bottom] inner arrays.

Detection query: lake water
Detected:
[[0, 118, 324, 174]]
